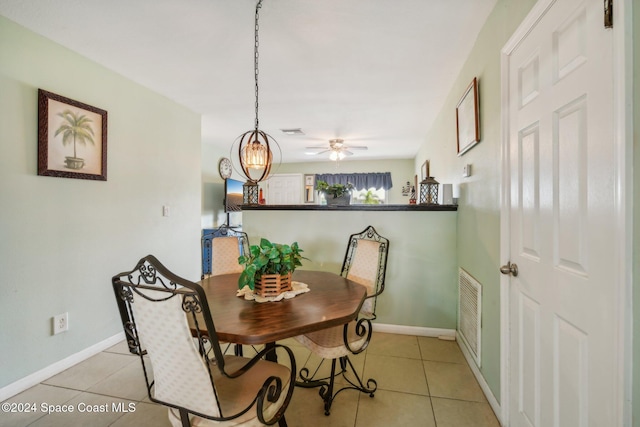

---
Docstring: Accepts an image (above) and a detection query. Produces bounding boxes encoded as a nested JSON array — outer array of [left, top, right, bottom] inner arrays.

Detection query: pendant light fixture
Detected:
[[231, 0, 280, 205]]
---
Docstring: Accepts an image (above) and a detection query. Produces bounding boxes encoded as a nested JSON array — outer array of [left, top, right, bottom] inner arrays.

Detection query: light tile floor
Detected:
[[0, 333, 500, 426]]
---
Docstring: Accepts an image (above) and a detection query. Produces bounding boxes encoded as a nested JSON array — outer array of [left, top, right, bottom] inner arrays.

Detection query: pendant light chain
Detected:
[[231, 0, 279, 190], [254, 0, 262, 131]]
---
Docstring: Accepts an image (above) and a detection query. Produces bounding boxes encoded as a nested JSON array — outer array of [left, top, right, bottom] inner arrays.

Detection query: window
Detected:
[[314, 172, 392, 205], [351, 187, 387, 205]]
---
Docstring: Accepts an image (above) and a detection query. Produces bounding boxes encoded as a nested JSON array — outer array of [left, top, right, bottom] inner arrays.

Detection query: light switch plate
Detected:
[[463, 164, 472, 178]]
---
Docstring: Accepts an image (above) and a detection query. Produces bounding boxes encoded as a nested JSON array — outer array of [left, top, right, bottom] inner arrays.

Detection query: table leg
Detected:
[[265, 342, 277, 362]]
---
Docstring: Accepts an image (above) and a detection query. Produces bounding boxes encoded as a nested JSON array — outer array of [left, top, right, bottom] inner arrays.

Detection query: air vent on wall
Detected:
[[458, 267, 482, 367]]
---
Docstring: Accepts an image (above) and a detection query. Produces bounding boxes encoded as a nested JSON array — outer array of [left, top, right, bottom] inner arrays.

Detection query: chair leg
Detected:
[[178, 408, 191, 427], [341, 355, 377, 397], [318, 359, 338, 415], [234, 343, 244, 356], [297, 355, 377, 416]]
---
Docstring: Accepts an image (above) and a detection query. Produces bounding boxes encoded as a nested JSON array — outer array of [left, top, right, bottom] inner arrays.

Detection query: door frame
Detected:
[[498, 0, 634, 425]]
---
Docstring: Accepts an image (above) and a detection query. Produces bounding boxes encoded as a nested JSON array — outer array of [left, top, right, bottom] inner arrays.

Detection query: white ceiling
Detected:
[[0, 0, 496, 163]]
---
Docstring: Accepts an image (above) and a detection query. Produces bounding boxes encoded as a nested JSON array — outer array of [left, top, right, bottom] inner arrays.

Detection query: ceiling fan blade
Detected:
[[343, 150, 354, 156], [306, 149, 329, 155], [305, 146, 327, 150], [345, 145, 368, 150]]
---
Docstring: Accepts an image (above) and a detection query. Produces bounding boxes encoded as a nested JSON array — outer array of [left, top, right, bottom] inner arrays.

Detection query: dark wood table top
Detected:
[[197, 270, 366, 345]]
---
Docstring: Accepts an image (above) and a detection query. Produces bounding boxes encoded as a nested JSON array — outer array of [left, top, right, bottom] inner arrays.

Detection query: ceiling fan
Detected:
[[305, 139, 368, 161]]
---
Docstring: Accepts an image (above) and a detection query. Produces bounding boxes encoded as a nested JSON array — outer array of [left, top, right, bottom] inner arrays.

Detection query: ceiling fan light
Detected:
[[329, 139, 344, 149], [329, 151, 338, 161], [338, 151, 345, 160]]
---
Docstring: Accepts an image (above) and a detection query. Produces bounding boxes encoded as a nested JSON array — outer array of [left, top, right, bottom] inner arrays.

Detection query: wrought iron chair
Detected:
[[201, 224, 250, 279], [201, 225, 252, 356], [112, 255, 296, 427], [295, 225, 389, 415]]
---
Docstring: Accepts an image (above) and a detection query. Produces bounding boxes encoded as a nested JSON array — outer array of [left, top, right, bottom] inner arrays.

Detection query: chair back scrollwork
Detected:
[[340, 225, 389, 319], [202, 225, 250, 279]]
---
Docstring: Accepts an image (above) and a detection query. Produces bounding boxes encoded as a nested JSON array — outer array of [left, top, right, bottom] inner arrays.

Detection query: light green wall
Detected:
[[0, 17, 202, 389], [414, 0, 537, 402], [632, 0, 639, 424], [243, 210, 458, 328], [201, 143, 231, 229]]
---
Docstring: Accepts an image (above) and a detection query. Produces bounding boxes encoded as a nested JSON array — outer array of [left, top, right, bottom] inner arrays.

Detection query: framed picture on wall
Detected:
[[304, 174, 315, 203], [456, 77, 480, 156], [38, 89, 108, 181], [421, 161, 429, 179]]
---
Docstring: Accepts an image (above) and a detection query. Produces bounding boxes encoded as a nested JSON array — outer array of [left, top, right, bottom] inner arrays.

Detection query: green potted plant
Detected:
[[316, 180, 354, 205], [238, 238, 306, 296]]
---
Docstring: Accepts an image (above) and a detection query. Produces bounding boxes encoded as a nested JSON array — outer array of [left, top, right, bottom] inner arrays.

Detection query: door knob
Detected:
[[500, 262, 518, 277]]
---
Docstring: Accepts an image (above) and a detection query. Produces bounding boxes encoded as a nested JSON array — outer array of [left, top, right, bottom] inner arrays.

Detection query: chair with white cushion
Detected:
[[201, 224, 249, 279], [295, 225, 389, 415], [201, 225, 252, 356], [112, 255, 295, 426]]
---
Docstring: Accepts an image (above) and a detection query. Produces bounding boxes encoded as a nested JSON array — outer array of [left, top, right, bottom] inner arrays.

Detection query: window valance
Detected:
[[314, 172, 393, 191]]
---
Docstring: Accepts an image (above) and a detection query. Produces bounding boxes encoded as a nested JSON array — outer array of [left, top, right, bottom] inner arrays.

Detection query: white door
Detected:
[[266, 174, 303, 205], [503, 0, 620, 426]]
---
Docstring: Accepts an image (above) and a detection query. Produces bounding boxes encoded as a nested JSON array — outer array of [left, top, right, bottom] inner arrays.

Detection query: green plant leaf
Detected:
[[259, 238, 273, 249], [250, 245, 261, 257]]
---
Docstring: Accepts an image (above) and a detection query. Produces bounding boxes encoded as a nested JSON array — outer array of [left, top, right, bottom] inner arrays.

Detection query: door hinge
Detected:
[[604, 0, 613, 28]]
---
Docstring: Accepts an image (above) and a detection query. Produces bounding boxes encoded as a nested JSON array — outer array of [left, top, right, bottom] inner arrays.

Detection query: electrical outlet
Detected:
[[162, 205, 170, 217], [53, 312, 69, 335]]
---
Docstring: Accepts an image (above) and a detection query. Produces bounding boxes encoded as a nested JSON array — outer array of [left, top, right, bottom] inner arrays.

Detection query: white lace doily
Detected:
[[236, 281, 310, 303]]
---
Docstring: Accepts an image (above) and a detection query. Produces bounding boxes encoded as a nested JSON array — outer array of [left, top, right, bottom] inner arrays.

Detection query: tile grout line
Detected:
[[417, 335, 439, 427]]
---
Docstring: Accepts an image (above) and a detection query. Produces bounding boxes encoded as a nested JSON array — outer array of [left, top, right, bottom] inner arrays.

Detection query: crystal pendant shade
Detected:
[[236, 129, 274, 182], [242, 137, 269, 169]]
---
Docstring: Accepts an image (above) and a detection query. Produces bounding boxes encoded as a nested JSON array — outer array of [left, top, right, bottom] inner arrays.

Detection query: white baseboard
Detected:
[[373, 323, 457, 338], [457, 337, 503, 425], [0, 332, 125, 402]]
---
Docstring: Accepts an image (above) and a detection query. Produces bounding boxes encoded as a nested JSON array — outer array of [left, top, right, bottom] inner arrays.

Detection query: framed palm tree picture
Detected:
[[38, 89, 107, 180]]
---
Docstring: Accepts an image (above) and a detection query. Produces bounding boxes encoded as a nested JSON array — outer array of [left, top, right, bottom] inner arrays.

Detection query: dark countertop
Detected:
[[241, 204, 457, 211]]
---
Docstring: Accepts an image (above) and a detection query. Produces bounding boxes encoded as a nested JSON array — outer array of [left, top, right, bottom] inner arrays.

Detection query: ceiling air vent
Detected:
[[280, 128, 304, 135]]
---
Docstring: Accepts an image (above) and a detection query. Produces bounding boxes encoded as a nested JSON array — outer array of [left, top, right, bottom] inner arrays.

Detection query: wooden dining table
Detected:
[[195, 270, 367, 346], [191, 270, 366, 427]]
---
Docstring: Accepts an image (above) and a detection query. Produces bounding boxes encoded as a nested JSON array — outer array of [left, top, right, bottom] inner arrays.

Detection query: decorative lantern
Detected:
[[419, 177, 439, 204], [243, 181, 259, 205]]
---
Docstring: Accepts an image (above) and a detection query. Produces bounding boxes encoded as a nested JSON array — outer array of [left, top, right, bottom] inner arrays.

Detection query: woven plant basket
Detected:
[[254, 272, 293, 297]]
